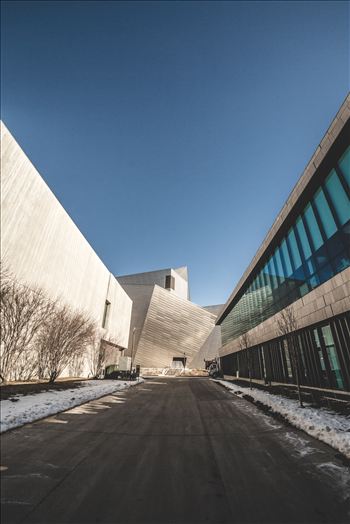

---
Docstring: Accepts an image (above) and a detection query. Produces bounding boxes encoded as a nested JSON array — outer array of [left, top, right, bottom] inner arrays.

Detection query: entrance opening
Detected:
[[172, 357, 186, 369]]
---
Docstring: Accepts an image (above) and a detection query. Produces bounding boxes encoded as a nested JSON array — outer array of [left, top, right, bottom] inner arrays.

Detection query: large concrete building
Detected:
[[217, 95, 350, 394], [117, 268, 221, 370], [1, 122, 133, 375]]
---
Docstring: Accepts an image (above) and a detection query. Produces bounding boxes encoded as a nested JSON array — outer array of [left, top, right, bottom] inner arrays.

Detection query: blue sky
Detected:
[[1, 1, 349, 306]]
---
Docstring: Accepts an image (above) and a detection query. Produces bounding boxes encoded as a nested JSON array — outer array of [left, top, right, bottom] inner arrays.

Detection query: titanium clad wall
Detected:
[[134, 285, 216, 368], [1, 122, 132, 350], [189, 326, 222, 369]]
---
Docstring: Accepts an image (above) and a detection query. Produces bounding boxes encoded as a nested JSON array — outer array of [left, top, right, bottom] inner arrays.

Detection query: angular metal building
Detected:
[[117, 268, 221, 370]]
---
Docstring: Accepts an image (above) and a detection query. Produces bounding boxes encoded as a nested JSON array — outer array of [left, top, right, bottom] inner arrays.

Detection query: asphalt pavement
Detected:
[[1, 378, 349, 524]]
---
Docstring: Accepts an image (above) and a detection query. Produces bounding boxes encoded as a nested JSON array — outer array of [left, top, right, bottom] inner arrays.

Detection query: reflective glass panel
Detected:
[[339, 146, 350, 188], [280, 239, 293, 276], [295, 216, 312, 260], [287, 228, 302, 269], [321, 325, 344, 389], [314, 329, 326, 370], [283, 340, 293, 379], [262, 263, 272, 293], [303, 203, 324, 251], [313, 188, 337, 239], [267, 256, 278, 289], [274, 247, 285, 280], [259, 270, 266, 300], [325, 170, 350, 226]]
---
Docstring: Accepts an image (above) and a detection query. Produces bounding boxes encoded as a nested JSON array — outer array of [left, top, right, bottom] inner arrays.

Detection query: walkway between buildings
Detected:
[[1, 378, 349, 523]]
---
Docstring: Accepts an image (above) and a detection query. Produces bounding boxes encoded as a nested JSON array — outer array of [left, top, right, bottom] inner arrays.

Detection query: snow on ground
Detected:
[[215, 379, 350, 459], [0, 379, 143, 434]]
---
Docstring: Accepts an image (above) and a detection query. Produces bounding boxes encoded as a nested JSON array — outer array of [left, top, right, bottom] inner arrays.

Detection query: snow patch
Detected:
[[215, 379, 350, 458], [0, 379, 143, 433]]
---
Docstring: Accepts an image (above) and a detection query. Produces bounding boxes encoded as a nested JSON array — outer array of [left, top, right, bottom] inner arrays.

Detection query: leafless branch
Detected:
[[277, 305, 303, 407], [38, 304, 97, 383], [0, 266, 55, 382]]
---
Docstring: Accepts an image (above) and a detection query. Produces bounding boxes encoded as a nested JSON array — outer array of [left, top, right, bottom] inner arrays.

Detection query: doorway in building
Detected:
[[172, 357, 186, 369]]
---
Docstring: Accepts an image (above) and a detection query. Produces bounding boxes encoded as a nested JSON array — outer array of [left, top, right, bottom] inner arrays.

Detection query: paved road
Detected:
[[1, 378, 349, 524]]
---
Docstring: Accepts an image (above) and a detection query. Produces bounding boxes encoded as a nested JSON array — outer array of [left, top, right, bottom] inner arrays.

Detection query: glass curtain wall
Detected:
[[221, 146, 350, 346], [221, 313, 350, 392]]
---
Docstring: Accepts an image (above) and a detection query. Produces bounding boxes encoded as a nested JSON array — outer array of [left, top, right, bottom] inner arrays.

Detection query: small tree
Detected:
[[38, 304, 96, 383], [239, 332, 252, 390], [0, 269, 54, 382], [277, 306, 303, 408]]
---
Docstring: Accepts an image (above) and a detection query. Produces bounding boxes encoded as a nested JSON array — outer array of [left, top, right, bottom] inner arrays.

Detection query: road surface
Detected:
[[1, 378, 349, 523]]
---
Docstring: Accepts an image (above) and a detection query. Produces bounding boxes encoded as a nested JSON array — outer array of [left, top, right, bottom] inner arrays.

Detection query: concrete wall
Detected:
[[219, 266, 350, 357], [1, 122, 132, 362], [115, 283, 155, 353], [118, 266, 189, 300]]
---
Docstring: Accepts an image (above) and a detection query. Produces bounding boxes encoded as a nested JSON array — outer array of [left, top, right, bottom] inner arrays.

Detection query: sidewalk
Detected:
[[215, 379, 350, 459]]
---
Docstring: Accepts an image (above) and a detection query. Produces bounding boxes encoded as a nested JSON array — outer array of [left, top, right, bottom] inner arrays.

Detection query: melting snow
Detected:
[[215, 379, 350, 458], [0, 379, 143, 433]]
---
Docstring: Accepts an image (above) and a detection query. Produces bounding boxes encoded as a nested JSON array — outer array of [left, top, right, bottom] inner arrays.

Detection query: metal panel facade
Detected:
[[134, 285, 217, 368]]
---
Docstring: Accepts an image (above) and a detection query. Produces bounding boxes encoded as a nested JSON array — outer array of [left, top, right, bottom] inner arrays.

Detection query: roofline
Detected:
[[117, 266, 187, 279], [216, 93, 350, 325]]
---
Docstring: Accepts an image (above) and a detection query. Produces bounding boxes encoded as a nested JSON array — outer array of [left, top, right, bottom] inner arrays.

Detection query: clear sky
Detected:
[[1, 1, 349, 306]]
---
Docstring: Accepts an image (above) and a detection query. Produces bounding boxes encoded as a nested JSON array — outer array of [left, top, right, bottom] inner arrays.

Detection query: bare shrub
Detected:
[[239, 332, 252, 389], [0, 268, 54, 382], [88, 333, 105, 378], [38, 305, 97, 383], [277, 305, 303, 407], [88, 336, 123, 378]]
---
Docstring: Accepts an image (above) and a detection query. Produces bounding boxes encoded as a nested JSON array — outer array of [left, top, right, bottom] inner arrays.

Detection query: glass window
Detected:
[[339, 146, 350, 188], [321, 325, 344, 389], [287, 228, 302, 269], [314, 329, 326, 370], [313, 188, 337, 239], [332, 250, 350, 273], [102, 300, 111, 328], [298, 335, 308, 378], [274, 247, 285, 281], [258, 270, 266, 300], [262, 263, 272, 294], [303, 203, 324, 251], [260, 347, 266, 378], [280, 239, 293, 276], [295, 216, 312, 260], [283, 340, 293, 379], [324, 170, 350, 226], [309, 271, 322, 288], [267, 256, 278, 289]]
